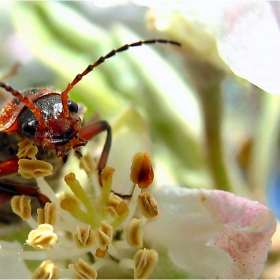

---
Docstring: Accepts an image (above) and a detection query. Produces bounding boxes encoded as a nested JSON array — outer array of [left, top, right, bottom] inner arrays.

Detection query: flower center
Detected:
[[11, 140, 159, 279]]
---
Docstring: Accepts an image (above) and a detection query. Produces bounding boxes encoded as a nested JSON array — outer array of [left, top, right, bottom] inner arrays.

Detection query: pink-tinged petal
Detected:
[[218, 1, 280, 94], [144, 186, 277, 278]]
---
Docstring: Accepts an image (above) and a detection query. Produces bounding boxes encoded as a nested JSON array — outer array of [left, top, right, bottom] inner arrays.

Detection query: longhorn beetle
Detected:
[[0, 39, 180, 223]]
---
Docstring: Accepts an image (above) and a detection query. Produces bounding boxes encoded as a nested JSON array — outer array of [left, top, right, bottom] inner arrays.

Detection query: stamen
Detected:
[[95, 247, 108, 258], [11, 195, 31, 220], [60, 196, 94, 226], [17, 139, 38, 159], [68, 258, 97, 279], [137, 193, 159, 219], [37, 202, 57, 226], [73, 225, 95, 248], [18, 159, 53, 179], [130, 153, 154, 189], [134, 249, 158, 279], [101, 167, 115, 205], [107, 193, 128, 216], [79, 153, 97, 177], [31, 260, 60, 279], [125, 218, 143, 248], [64, 173, 94, 215], [95, 220, 113, 250], [27, 224, 58, 250]]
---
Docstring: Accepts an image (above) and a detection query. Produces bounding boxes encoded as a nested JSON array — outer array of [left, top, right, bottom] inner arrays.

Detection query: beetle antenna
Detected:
[[61, 39, 181, 117], [0, 82, 45, 127]]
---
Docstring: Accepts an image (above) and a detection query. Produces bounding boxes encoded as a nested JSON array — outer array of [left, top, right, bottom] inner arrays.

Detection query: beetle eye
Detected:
[[68, 100, 78, 113], [21, 121, 37, 139]]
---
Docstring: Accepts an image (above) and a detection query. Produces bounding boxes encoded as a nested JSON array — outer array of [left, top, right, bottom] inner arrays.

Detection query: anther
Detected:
[[107, 193, 128, 216], [17, 139, 38, 159], [137, 193, 159, 219], [11, 195, 31, 220], [95, 246, 108, 258], [134, 249, 158, 279], [18, 159, 53, 179], [27, 224, 58, 250], [125, 218, 143, 248], [68, 259, 97, 279], [79, 153, 97, 177], [95, 220, 113, 250], [73, 225, 95, 248], [130, 153, 154, 189], [37, 202, 57, 226], [31, 260, 60, 279]]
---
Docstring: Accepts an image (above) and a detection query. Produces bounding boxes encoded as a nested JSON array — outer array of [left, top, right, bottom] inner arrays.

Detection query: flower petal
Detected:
[[217, 1, 280, 94], [0, 241, 31, 278], [144, 185, 277, 278]]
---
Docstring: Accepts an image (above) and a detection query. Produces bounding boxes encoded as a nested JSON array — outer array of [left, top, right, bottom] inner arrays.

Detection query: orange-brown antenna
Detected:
[[61, 39, 181, 117], [0, 82, 45, 127]]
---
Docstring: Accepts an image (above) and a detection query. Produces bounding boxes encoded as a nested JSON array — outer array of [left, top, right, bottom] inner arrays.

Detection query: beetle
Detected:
[[0, 39, 180, 223]]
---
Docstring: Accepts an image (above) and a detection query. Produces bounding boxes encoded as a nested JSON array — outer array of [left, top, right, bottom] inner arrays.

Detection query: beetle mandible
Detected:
[[0, 39, 180, 223]]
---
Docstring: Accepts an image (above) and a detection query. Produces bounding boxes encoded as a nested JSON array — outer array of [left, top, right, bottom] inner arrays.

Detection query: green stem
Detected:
[[187, 59, 232, 191]]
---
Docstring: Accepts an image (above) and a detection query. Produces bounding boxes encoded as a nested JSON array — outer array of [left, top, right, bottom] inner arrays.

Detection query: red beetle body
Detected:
[[0, 39, 180, 224]]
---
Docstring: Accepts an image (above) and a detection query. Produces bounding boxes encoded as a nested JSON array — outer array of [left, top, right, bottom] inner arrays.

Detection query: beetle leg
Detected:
[[0, 157, 19, 177], [0, 157, 50, 206], [0, 181, 50, 206], [79, 120, 112, 184]]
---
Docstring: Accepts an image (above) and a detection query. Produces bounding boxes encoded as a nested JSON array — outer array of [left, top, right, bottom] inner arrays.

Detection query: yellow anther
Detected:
[[73, 225, 95, 248], [17, 139, 38, 158], [11, 195, 31, 220], [95, 246, 108, 258], [125, 218, 143, 248], [27, 224, 58, 250], [95, 220, 113, 250], [18, 159, 53, 179], [37, 202, 57, 226], [79, 153, 97, 177], [130, 152, 154, 189], [68, 259, 97, 279], [101, 167, 115, 204], [58, 192, 81, 207], [134, 249, 158, 279], [31, 260, 60, 279], [107, 193, 128, 216], [137, 193, 159, 219]]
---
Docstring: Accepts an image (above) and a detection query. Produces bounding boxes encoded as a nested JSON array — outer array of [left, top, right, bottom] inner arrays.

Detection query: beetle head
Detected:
[[18, 91, 87, 158]]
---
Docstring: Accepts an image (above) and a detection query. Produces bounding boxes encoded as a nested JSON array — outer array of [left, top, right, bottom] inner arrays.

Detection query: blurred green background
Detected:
[[1, 2, 280, 277]]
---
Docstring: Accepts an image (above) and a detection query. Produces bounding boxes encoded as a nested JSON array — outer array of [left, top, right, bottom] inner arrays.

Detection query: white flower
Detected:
[[134, 0, 280, 94], [144, 185, 277, 278], [0, 107, 277, 279]]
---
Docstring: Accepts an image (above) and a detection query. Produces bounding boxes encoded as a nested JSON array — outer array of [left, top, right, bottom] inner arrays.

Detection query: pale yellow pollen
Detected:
[[130, 152, 154, 189], [37, 202, 57, 226], [107, 193, 128, 216], [18, 159, 53, 179], [27, 224, 58, 250], [137, 193, 159, 219], [73, 225, 95, 248], [125, 218, 143, 248], [11, 195, 31, 220], [68, 258, 97, 279], [95, 220, 113, 250], [31, 260, 60, 279], [17, 139, 38, 159], [134, 249, 158, 279], [79, 153, 97, 177]]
